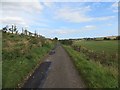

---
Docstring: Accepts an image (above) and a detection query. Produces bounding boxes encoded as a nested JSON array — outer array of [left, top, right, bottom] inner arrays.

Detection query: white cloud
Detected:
[[112, 2, 118, 8], [0, 16, 26, 25], [55, 6, 115, 23], [0, 1, 43, 26], [84, 25, 97, 30], [43, 2, 53, 7], [111, 2, 120, 12], [1, 0, 118, 3], [1, 0, 41, 2], [53, 29, 77, 35], [1, 1, 43, 14], [94, 16, 115, 21], [51, 25, 97, 35], [55, 6, 92, 23]]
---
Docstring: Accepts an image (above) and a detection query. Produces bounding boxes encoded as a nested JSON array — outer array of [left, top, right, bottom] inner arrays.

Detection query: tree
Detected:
[[16, 31, 18, 35], [116, 36, 120, 40], [22, 28, 24, 34], [12, 25, 18, 34], [54, 37, 58, 40], [24, 29, 27, 35], [29, 31, 32, 36], [2, 25, 8, 33], [9, 28, 12, 33], [104, 37, 110, 40], [34, 30, 37, 37], [14, 25, 17, 34], [11, 25, 14, 34]]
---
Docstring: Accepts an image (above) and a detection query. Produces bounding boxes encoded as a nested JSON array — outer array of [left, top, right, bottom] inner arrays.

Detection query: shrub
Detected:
[[59, 39, 73, 45]]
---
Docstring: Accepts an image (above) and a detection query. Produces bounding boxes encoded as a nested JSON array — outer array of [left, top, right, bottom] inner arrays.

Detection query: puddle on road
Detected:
[[22, 61, 52, 88]]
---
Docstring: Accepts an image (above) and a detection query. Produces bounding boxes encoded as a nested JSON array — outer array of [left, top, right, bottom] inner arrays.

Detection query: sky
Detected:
[[0, 0, 119, 39]]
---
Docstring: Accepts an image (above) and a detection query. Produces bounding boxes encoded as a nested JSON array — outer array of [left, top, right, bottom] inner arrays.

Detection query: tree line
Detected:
[[1, 25, 43, 38]]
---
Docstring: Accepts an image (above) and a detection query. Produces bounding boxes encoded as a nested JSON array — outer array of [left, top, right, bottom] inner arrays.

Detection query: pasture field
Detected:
[[2, 32, 54, 88], [72, 40, 118, 67], [73, 40, 118, 55]]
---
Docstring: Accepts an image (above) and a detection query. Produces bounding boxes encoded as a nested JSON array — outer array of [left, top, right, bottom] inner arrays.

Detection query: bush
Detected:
[[116, 36, 120, 40], [59, 39, 73, 45], [104, 37, 110, 40]]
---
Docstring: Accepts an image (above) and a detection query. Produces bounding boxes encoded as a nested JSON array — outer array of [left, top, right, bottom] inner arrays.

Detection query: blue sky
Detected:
[[0, 1, 118, 39]]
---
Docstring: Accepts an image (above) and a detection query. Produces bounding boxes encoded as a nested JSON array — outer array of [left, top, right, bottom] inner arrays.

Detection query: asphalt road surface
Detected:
[[23, 44, 86, 88]]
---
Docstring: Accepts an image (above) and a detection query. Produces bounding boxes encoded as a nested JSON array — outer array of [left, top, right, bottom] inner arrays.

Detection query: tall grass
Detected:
[[72, 40, 118, 70], [2, 32, 54, 88], [63, 45, 118, 88]]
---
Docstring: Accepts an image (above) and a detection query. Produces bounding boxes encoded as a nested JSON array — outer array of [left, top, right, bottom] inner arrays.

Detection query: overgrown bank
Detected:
[[63, 45, 118, 88], [2, 32, 55, 88]]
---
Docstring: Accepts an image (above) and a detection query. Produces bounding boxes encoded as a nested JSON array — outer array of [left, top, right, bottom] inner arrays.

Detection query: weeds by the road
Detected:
[[2, 32, 54, 88], [72, 40, 118, 67], [63, 45, 118, 88]]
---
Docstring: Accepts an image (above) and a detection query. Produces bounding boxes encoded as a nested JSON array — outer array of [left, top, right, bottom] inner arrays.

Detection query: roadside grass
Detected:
[[72, 40, 118, 68], [63, 45, 118, 88], [2, 32, 54, 88]]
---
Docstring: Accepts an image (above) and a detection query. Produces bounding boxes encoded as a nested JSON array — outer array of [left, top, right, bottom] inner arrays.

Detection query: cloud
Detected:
[[43, 2, 54, 8], [51, 25, 97, 35], [55, 6, 115, 23], [94, 16, 115, 21], [19, 0, 118, 2], [111, 2, 120, 12], [1, 1, 43, 15], [1, 0, 41, 2], [112, 2, 118, 8], [55, 6, 92, 23], [83, 25, 97, 30], [0, 16, 26, 25], [0, 1, 43, 26], [53, 29, 77, 35]]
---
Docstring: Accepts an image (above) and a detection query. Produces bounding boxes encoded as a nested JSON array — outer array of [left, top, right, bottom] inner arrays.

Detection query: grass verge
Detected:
[[3, 44, 54, 88], [2, 32, 54, 88], [63, 45, 118, 88]]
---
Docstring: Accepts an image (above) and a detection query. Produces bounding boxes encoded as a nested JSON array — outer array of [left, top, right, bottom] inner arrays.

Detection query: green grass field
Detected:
[[2, 32, 54, 88], [73, 40, 118, 55], [73, 40, 118, 67], [63, 45, 118, 88]]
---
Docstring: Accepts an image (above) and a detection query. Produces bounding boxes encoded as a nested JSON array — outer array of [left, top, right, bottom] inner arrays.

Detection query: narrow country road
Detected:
[[23, 44, 86, 88]]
